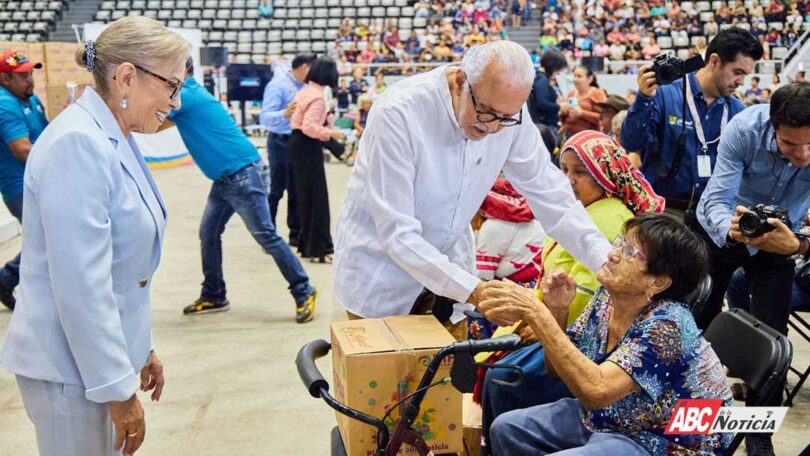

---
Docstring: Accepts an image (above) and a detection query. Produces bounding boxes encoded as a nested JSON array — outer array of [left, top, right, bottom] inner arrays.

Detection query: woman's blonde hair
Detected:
[[75, 16, 191, 96], [357, 94, 373, 106]]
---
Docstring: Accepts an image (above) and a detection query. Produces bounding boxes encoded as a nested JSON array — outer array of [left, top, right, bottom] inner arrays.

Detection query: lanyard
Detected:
[[685, 77, 728, 154]]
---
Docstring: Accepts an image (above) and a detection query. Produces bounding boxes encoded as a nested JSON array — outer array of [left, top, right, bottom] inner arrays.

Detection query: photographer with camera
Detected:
[[620, 27, 763, 220], [695, 82, 810, 455]]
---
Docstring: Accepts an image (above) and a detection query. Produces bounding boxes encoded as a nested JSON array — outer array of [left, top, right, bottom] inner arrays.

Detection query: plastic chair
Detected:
[[785, 303, 810, 406], [703, 308, 793, 455], [687, 275, 713, 315]]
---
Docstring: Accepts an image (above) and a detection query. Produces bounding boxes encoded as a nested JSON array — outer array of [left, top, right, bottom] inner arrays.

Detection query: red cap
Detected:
[[0, 50, 43, 73]]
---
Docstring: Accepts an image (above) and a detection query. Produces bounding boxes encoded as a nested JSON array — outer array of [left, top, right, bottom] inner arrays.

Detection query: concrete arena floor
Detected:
[[0, 152, 808, 455]]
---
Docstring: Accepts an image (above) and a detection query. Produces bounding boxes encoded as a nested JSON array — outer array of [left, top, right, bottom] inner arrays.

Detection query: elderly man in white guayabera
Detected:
[[333, 40, 612, 331]]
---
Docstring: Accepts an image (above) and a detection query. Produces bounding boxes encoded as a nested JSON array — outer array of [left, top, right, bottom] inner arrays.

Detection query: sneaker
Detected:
[[0, 283, 15, 311], [183, 298, 230, 315], [296, 289, 318, 323], [745, 434, 775, 456]]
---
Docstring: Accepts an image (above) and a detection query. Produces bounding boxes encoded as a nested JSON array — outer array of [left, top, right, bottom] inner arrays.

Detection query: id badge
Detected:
[[697, 154, 712, 178]]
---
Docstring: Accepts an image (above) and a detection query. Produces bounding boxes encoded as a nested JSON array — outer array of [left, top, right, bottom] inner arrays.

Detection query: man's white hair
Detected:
[[460, 41, 535, 87]]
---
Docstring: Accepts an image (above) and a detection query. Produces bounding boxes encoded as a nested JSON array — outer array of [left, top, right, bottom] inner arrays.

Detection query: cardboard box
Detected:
[[26, 42, 44, 63], [331, 315, 462, 456], [46, 83, 91, 119], [0, 41, 28, 54], [462, 425, 481, 456], [462, 394, 482, 456], [43, 42, 93, 86], [33, 85, 48, 118]]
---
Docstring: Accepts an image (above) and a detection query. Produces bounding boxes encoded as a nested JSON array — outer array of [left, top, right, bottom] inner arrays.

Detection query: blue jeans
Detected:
[[490, 398, 649, 455], [0, 195, 23, 290], [482, 343, 573, 454], [266, 133, 300, 242], [726, 268, 810, 313], [199, 160, 313, 303]]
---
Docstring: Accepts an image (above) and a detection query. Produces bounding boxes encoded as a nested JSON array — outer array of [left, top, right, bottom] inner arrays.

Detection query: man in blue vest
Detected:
[[0, 50, 48, 310], [621, 28, 763, 220]]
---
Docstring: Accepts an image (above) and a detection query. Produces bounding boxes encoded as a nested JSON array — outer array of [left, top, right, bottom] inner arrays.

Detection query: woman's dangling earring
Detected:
[[120, 97, 128, 110]]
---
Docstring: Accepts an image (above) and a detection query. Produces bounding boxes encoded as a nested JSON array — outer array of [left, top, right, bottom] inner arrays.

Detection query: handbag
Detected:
[[321, 138, 345, 160]]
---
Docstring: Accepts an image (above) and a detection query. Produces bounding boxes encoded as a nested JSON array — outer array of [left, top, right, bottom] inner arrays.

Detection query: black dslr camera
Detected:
[[651, 54, 705, 85], [739, 204, 792, 238]]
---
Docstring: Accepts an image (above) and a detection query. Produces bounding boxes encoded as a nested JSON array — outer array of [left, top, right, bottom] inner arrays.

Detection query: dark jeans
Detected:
[[266, 133, 300, 242], [693, 226, 793, 407], [0, 195, 23, 290], [199, 160, 313, 303], [726, 268, 810, 313], [481, 343, 573, 455], [490, 398, 649, 455]]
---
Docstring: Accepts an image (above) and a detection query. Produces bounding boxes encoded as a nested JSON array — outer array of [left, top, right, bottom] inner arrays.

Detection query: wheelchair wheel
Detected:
[[331, 426, 347, 456]]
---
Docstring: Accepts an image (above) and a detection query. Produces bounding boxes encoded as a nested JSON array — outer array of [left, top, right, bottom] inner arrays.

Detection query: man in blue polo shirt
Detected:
[[166, 59, 318, 323], [259, 54, 314, 248], [0, 50, 48, 311], [621, 27, 763, 220]]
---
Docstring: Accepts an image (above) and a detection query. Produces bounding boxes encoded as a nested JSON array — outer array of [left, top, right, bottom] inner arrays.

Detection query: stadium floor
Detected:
[[0, 148, 807, 455]]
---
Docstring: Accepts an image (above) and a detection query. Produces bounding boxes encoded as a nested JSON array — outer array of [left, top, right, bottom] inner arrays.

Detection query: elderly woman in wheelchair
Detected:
[[478, 214, 734, 455]]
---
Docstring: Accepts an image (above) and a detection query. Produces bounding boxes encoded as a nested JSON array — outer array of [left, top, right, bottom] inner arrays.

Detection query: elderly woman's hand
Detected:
[[516, 322, 538, 345], [477, 280, 543, 327], [140, 350, 165, 402], [540, 269, 577, 313]]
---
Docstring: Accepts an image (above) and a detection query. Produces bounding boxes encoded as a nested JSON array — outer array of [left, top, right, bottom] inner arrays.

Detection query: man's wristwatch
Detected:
[[791, 236, 810, 260]]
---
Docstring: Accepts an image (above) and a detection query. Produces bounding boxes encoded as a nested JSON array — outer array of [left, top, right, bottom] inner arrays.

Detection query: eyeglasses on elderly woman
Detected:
[[611, 235, 647, 262]]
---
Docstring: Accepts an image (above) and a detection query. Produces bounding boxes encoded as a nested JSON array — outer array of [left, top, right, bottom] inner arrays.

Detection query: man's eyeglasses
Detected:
[[468, 84, 522, 127], [612, 235, 648, 262], [134, 64, 183, 100]]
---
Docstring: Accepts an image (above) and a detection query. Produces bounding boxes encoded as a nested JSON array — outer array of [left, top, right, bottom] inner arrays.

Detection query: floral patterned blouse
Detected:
[[567, 288, 734, 455]]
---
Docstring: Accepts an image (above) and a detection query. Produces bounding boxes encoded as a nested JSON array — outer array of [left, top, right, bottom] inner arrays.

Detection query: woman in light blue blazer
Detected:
[[0, 17, 190, 456]]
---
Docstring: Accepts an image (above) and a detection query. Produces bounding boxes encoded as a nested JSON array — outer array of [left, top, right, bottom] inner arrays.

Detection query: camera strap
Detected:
[[651, 78, 688, 178], [685, 77, 728, 155]]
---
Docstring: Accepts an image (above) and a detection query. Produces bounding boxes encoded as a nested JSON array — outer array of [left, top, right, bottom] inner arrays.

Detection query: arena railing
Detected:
[[344, 58, 785, 77]]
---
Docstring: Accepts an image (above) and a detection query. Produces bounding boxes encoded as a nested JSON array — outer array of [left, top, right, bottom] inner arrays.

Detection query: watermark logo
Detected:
[[665, 399, 788, 435], [665, 399, 722, 435]]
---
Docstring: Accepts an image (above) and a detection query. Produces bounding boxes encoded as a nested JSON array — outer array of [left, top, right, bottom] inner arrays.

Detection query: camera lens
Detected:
[[739, 212, 761, 237], [657, 64, 678, 85]]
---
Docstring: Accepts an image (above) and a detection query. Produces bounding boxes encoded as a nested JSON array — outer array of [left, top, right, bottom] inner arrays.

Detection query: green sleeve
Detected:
[[566, 260, 601, 326]]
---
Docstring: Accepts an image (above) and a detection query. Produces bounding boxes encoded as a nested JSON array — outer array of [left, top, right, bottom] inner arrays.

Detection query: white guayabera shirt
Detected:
[[333, 66, 612, 321]]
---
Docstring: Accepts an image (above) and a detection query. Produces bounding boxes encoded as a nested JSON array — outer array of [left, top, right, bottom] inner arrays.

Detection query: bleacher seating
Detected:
[[5, 0, 796, 68], [86, 0, 416, 63], [0, 0, 65, 41]]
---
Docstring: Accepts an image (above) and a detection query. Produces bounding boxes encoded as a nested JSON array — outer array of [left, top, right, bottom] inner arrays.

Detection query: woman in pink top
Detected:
[[287, 57, 344, 263]]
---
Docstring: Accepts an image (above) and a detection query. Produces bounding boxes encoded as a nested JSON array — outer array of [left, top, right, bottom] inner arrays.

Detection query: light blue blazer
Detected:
[[1, 88, 167, 403]]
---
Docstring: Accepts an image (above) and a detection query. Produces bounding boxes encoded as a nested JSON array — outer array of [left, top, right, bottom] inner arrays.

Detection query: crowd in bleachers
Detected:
[[73, 0, 810, 72], [328, 0, 810, 76], [331, 1, 510, 71], [539, 0, 809, 74]]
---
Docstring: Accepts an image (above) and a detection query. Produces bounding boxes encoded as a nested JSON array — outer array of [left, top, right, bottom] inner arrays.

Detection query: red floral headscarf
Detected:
[[561, 130, 665, 215], [479, 177, 535, 223]]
